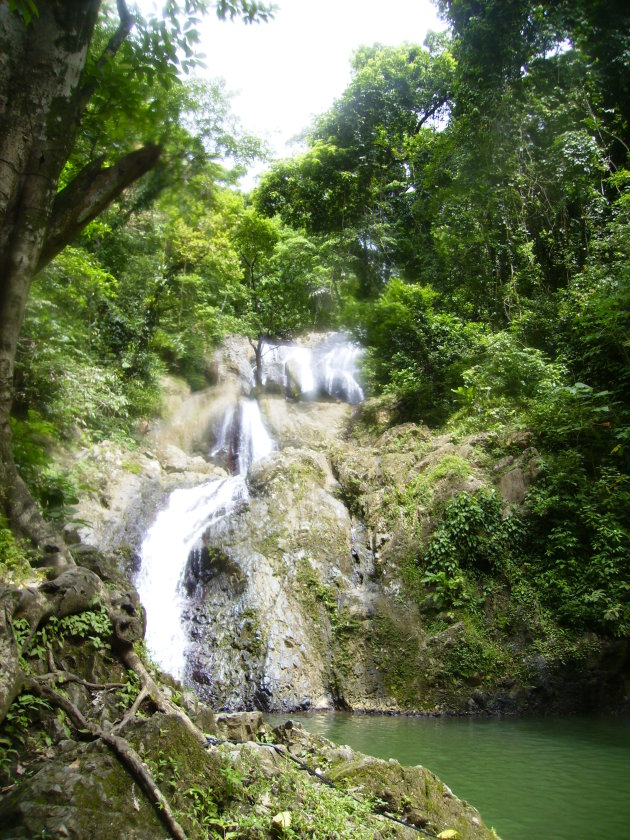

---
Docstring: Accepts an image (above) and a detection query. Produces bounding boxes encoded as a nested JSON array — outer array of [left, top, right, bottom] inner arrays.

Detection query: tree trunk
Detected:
[[0, 2, 159, 548], [0, 1, 101, 544]]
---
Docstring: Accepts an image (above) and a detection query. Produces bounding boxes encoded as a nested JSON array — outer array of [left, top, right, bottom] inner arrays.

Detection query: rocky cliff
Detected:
[[67, 335, 628, 716]]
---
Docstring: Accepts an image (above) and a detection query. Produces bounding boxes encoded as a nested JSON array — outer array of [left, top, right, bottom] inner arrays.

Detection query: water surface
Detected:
[[266, 712, 630, 840]]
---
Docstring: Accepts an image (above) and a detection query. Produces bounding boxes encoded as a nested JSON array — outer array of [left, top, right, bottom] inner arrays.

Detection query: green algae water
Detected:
[[266, 713, 630, 840]]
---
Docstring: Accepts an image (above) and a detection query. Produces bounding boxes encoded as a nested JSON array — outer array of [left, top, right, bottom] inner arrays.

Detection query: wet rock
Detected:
[[284, 358, 304, 399], [259, 394, 352, 451], [208, 335, 255, 391], [498, 466, 529, 505], [0, 714, 228, 840]]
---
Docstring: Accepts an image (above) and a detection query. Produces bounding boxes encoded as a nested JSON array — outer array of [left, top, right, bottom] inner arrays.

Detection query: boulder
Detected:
[[215, 711, 264, 742]]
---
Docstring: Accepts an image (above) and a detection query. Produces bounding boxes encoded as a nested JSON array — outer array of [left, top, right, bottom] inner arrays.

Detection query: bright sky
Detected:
[[137, 0, 446, 183]]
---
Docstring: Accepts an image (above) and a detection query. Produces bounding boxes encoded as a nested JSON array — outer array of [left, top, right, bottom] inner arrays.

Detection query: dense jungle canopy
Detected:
[[1, 0, 630, 640]]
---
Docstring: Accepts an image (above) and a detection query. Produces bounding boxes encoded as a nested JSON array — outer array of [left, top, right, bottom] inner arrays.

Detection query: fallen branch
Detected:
[[118, 647, 206, 744], [114, 685, 150, 733], [25, 678, 188, 840]]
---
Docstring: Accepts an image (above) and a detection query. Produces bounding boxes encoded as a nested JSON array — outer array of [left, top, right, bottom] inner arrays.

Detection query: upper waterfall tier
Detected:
[[260, 334, 364, 404]]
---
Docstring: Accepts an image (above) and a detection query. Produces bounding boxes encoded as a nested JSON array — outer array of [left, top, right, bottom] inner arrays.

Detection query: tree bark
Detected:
[[0, 2, 160, 545], [0, 1, 101, 543]]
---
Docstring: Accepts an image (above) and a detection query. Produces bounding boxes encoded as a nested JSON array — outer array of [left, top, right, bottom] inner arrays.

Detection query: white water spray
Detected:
[[136, 399, 275, 679], [260, 334, 364, 403], [318, 342, 364, 404], [237, 399, 275, 474]]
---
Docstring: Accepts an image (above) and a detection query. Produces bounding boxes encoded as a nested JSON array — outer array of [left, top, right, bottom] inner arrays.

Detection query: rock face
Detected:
[[0, 568, 495, 840], [67, 336, 630, 716], [183, 445, 364, 710]]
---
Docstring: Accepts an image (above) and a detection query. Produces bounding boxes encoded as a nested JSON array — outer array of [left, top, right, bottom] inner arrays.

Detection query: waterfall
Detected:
[[317, 340, 364, 404], [210, 405, 235, 460], [260, 342, 317, 395], [209, 399, 275, 475], [237, 399, 276, 475], [136, 334, 364, 684], [136, 476, 248, 680], [259, 334, 364, 403], [136, 397, 275, 680]]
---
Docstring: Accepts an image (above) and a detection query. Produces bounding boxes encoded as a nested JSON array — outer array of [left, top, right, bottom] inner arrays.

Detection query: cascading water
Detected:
[[317, 341, 364, 404], [260, 334, 364, 403], [136, 333, 363, 685], [136, 476, 248, 679], [237, 399, 276, 474], [260, 342, 317, 395], [209, 399, 275, 475], [136, 399, 274, 679]]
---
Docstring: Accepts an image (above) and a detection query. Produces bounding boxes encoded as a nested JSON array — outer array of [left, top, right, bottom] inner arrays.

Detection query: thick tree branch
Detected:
[[36, 144, 161, 273]]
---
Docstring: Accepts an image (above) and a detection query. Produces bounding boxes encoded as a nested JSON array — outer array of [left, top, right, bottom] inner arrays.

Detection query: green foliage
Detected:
[[0, 518, 31, 581], [57, 607, 113, 649], [420, 490, 520, 610], [211, 745, 389, 840], [524, 457, 630, 635], [14, 605, 114, 674], [256, 39, 456, 296], [11, 412, 80, 521], [182, 784, 222, 833], [0, 693, 51, 779], [362, 278, 484, 423], [7, 0, 38, 23]]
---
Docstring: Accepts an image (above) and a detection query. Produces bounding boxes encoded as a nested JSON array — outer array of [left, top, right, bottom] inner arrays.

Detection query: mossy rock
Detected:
[[269, 722, 494, 840], [0, 739, 164, 839], [327, 755, 491, 840]]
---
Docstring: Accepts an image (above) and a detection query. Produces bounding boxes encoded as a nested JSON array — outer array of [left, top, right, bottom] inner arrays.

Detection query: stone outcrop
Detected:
[[64, 339, 629, 717]]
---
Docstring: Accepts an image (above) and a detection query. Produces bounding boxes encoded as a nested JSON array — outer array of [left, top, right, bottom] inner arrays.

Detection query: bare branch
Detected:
[[415, 96, 450, 132], [101, 0, 134, 70], [26, 678, 188, 840]]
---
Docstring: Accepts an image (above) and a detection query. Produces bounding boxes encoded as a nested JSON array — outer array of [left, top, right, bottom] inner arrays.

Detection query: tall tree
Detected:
[[233, 209, 322, 385], [438, 0, 630, 161], [255, 39, 455, 296], [0, 0, 270, 550]]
